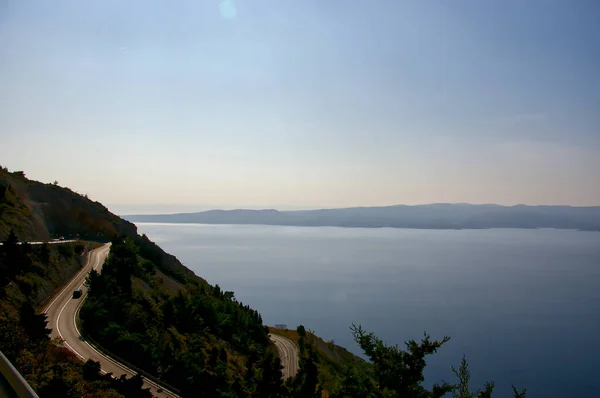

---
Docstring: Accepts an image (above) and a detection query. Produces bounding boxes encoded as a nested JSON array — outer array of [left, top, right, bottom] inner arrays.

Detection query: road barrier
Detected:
[[79, 330, 181, 396], [0, 350, 39, 398]]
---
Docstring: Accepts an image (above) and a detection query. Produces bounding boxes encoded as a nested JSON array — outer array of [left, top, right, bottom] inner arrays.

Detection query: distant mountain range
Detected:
[[123, 204, 600, 231]]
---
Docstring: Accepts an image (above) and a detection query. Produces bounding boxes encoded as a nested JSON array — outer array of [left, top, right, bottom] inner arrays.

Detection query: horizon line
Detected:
[[115, 202, 600, 216]]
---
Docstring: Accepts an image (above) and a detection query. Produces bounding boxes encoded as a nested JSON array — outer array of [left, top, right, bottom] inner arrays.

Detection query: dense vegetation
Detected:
[[0, 230, 149, 397], [0, 166, 136, 242], [82, 237, 527, 398], [269, 326, 370, 393], [81, 236, 283, 396], [270, 325, 527, 398], [331, 325, 527, 398], [1, 167, 528, 397]]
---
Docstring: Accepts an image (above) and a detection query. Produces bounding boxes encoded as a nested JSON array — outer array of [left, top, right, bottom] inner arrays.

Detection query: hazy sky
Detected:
[[1, 0, 599, 213]]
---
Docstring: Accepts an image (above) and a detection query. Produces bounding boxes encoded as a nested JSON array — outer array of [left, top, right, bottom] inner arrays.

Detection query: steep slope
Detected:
[[0, 238, 151, 397], [270, 327, 371, 395], [0, 168, 288, 396], [0, 167, 136, 241], [3, 166, 521, 397]]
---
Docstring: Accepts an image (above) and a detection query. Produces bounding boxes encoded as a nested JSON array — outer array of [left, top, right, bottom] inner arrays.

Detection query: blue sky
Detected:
[[1, 0, 599, 212]]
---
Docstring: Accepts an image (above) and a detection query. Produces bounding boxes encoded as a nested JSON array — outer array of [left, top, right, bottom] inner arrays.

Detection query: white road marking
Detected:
[[269, 333, 299, 378], [42, 249, 96, 314], [47, 244, 179, 397]]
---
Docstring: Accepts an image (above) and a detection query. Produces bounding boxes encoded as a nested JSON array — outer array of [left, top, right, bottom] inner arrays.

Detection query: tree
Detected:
[[4, 228, 19, 247], [330, 365, 377, 398], [82, 359, 102, 380], [19, 302, 51, 343], [334, 326, 527, 398], [2, 230, 21, 273], [349, 324, 453, 398], [40, 243, 51, 263], [511, 386, 527, 398], [297, 325, 306, 354], [0, 231, 20, 288], [451, 356, 494, 398], [288, 345, 322, 398], [118, 373, 153, 398], [84, 269, 102, 293], [37, 373, 78, 398], [74, 243, 85, 256], [254, 351, 286, 397], [450, 356, 527, 398]]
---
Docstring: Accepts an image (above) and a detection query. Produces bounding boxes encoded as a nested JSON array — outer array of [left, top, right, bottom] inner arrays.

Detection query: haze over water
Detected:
[[135, 222, 600, 398]]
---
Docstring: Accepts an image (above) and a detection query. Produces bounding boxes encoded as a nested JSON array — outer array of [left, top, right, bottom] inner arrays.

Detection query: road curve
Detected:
[[269, 334, 299, 379], [43, 244, 178, 398]]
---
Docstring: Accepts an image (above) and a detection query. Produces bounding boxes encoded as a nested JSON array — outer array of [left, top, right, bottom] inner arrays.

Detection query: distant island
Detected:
[[123, 204, 600, 231]]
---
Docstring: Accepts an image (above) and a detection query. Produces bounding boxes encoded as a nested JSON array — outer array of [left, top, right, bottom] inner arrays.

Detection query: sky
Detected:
[[1, 0, 599, 214]]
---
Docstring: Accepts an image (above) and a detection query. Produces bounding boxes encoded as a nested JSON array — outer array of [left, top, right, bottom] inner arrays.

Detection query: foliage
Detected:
[[82, 236, 285, 397], [0, 232, 149, 397], [0, 231, 532, 398], [270, 326, 371, 395], [331, 325, 527, 398], [0, 167, 137, 242], [0, 165, 531, 398], [512, 385, 527, 398], [349, 324, 453, 397], [286, 345, 323, 398], [451, 356, 494, 398]]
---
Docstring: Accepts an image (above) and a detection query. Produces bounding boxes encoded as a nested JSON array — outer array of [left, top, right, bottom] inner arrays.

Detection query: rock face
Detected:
[[0, 168, 137, 241]]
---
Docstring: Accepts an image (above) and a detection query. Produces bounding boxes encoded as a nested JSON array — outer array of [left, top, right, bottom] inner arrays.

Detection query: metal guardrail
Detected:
[[0, 243, 178, 397], [75, 296, 181, 396], [0, 350, 39, 398], [79, 329, 182, 396]]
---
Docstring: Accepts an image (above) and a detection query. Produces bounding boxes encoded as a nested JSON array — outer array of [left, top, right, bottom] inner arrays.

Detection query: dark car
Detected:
[[72, 289, 82, 299]]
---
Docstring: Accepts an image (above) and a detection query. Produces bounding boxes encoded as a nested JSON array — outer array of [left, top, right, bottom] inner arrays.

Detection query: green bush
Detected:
[[74, 243, 85, 255], [57, 244, 74, 258]]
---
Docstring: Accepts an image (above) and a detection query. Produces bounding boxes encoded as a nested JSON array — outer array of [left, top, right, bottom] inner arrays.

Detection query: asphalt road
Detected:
[[0, 239, 78, 246], [269, 334, 299, 379], [43, 244, 178, 398], [41, 242, 297, 395]]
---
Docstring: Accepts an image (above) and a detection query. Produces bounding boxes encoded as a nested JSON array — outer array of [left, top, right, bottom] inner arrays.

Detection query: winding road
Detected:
[[41, 242, 298, 397], [42, 244, 178, 398], [269, 334, 299, 379]]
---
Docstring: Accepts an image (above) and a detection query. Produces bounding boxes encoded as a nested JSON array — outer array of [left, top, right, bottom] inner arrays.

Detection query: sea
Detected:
[[135, 223, 600, 398]]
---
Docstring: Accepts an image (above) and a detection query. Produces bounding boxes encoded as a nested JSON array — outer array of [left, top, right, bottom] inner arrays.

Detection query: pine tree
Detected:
[[289, 345, 322, 398], [19, 302, 51, 343]]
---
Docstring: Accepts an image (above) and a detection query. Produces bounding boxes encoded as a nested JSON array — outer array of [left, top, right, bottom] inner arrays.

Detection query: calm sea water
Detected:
[[135, 223, 600, 398]]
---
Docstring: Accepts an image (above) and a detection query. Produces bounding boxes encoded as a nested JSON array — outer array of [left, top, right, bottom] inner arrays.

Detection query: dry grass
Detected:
[[269, 327, 300, 344], [269, 327, 370, 395], [154, 268, 186, 295]]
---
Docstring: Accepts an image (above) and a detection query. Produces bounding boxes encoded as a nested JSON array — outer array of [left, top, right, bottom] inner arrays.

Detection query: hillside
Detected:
[[269, 327, 371, 395], [123, 204, 600, 231], [0, 167, 136, 241], [0, 236, 153, 397], [0, 168, 368, 397], [0, 168, 280, 395], [0, 167, 528, 397]]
